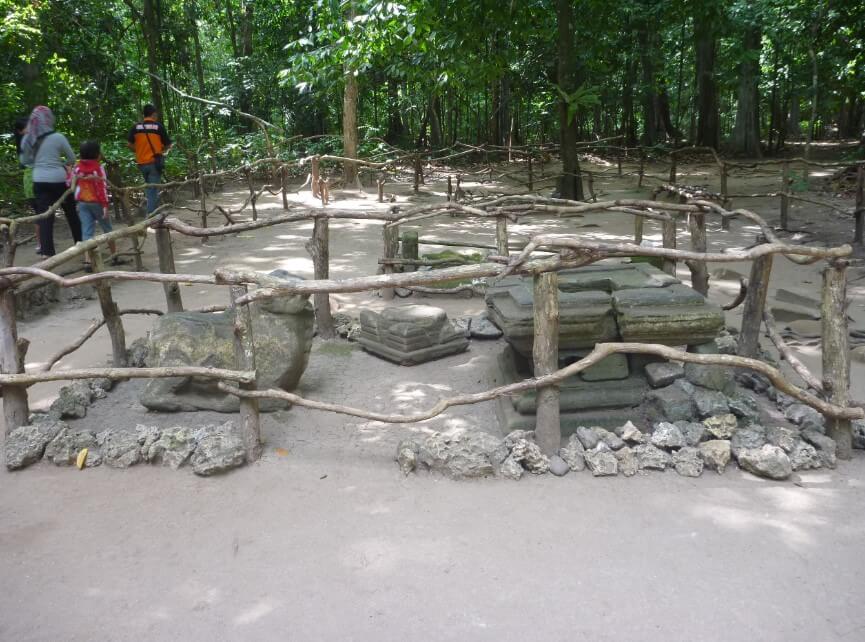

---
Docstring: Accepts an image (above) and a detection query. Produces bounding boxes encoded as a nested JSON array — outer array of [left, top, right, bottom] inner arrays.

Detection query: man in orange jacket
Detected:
[[127, 104, 172, 214]]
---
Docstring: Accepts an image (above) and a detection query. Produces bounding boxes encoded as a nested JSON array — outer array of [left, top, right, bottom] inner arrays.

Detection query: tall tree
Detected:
[[556, 0, 583, 200], [693, 3, 721, 149], [731, 4, 762, 156]]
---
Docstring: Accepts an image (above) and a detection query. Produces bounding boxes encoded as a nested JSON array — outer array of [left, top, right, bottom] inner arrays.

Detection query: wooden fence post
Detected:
[[586, 171, 596, 202], [311, 155, 321, 199], [617, 154, 622, 177], [780, 161, 790, 231], [281, 164, 289, 210], [401, 230, 419, 272], [378, 177, 385, 203], [90, 249, 127, 367], [308, 217, 335, 339], [661, 217, 677, 276], [0, 281, 29, 434], [230, 285, 261, 462], [737, 254, 773, 358], [154, 225, 184, 312], [496, 215, 509, 257], [527, 154, 534, 192], [413, 155, 421, 193], [533, 271, 560, 455], [381, 225, 399, 300], [246, 169, 258, 221], [854, 165, 864, 245], [687, 212, 709, 296], [447, 175, 453, 201], [634, 215, 644, 244], [199, 173, 208, 244], [720, 161, 729, 206], [638, 149, 645, 187], [822, 260, 852, 459], [669, 150, 677, 184]]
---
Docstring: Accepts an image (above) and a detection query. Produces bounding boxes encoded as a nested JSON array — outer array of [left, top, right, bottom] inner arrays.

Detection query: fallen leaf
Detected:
[[76, 448, 88, 470], [275, 447, 289, 457]]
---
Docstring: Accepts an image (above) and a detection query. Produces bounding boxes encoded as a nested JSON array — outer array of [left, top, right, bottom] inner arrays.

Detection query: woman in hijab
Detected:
[[19, 105, 82, 257]]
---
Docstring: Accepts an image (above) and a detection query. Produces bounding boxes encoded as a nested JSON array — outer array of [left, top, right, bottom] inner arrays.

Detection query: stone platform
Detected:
[[356, 304, 469, 365]]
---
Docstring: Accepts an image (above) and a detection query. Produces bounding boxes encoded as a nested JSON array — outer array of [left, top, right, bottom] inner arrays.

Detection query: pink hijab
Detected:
[[23, 105, 55, 147]]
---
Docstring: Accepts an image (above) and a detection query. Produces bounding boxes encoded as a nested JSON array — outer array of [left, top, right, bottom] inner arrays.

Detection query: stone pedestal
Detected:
[[356, 304, 469, 365]]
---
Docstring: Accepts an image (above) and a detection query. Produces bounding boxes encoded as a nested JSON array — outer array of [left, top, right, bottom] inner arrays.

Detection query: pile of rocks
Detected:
[[5, 418, 247, 476], [45, 379, 114, 420]]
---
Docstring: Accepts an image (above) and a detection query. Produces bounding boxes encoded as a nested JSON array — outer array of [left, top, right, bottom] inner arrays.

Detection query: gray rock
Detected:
[[801, 429, 837, 469], [136, 425, 162, 460], [5, 420, 68, 470], [633, 443, 671, 471], [675, 421, 706, 447], [651, 422, 685, 449], [126, 337, 150, 368], [499, 454, 524, 480], [44, 430, 99, 466], [731, 425, 767, 457], [419, 429, 501, 479], [715, 332, 738, 354], [645, 362, 684, 388], [97, 430, 142, 468], [703, 414, 738, 440], [739, 372, 770, 393], [548, 455, 570, 476], [584, 447, 618, 476], [575, 426, 600, 450], [452, 316, 471, 338], [469, 312, 503, 339], [790, 441, 821, 471], [596, 428, 625, 451], [615, 420, 645, 444], [684, 342, 734, 392], [395, 440, 420, 475], [766, 426, 799, 454], [737, 445, 792, 480], [693, 389, 730, 419], [511, 439, 550, 474], [191, 422, 246, 476], [142, 271, 314, 412], [145, 426, 198, 469], [784, 404, 825, 432], [559, 435, 586, 472], [87, 377, 114, 399], [699, 440, 731, 473], [773, 391, 797, 410], [49, 382, 92, 419], [727, 392, 761, 423], [357, 304, 469, 365], [333, 312, 361, 341], [854, 420, 865, 450], [645, 382, 697, 423], [673, 446, 704, 477], [615, 446, 638, 477]]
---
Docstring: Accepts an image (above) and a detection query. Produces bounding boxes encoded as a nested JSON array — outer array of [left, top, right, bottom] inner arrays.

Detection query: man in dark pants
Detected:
[[127, 104, 171, 214]]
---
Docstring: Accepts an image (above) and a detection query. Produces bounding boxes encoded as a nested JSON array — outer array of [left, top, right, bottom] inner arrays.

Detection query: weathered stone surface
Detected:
[[5, 420, 67, 470], [49, 382, 92, 419], [596, 428, 625, 451], [575, 352, 630, 382], [615, 420, 645, 444], [470, 312, 503, 339], [548, 455, 570, 476], [87, 377, 114, 399], [854, 420, 865, 450], [585, 446, 618, 476], [143, 426, 195, 469], [142, 271, 314, 412], [673, 446, 704, 477], [694, 389, 730, 419], [766, 426, 799, 454], [790, 441, 821, 471], [97, 430, 142, 468], [575, 426, 601, 450], [801, 430, 837, 469], [499, 455, 524, 480], [684, 342, 734, 392], [126, 336, 150, 368], [699, 440, 731, 473], [645, 362, 684, 388], [634, 444, 671, 470], [191, 422, 246, 476], [645, 383, 696, 423], [727, 393, 761, 423], [511, 439, 550, 474], [395, 440, 420, 475], [44, 430, 99, 466], [731, 425, 767, 457], [615, 446, 638, 477], [613, 284, 724, 345], [333, 312, 360, 341], [651, 422, 685, 449], [736, 371, 770, 393], [559, 435, 586, 472], [784, 404, 825, 432], [703, 414, 738, 440], [419, 429, 501, 479], [136, 425, 162, 461], [675, 421, 706, 447], [357, 304, 469, 365], [772, 391, 797, 410], [737, 445, 792, 480], [715, 332, 738, 354]]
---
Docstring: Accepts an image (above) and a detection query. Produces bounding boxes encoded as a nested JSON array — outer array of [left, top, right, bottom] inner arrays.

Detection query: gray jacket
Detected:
[[20, 132, 75, 183]]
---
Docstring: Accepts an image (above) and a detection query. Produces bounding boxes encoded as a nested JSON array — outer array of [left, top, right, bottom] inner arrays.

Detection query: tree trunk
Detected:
[[342, 68, 359, 184], [385, 79, 404, 144], [428, 93, 443, 148], [142, 0, 163, 115], [188, 1, 210, 140], [732, 19, 762, 157], [556, 0, 584, 200], [787, 92, 801, 136], [694, 8, 720, 149]]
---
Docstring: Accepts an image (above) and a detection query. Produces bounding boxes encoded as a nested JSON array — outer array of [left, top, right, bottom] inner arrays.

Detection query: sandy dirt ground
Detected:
[[2, 153, 865, 640]]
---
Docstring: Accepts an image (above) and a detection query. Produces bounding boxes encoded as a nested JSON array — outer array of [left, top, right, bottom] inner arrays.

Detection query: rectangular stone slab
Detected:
[[557, 263, 678, 292], [612, 284, 724, 345], [357, 333, 468, 366]]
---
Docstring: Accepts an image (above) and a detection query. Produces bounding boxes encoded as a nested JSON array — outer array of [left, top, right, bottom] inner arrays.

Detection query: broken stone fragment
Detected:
[[644, 362, 684, 388], [44, 430, 99, 466], [699, 440, 731, 474], [675, 421, 706, 447], [97, 430, 142, 469], [784, 404, 825, 432], [584, 446, 618, 476], [511, 439, 550, 474], [703, 414, 738, 440], [673, 446, 704, 477], [789, 440, 821, 471], [736, 444, 792, 480], [548, 455, 570, 477], [731, 424, 767, 457], [499, 454, 524, 480], [418, 429, 499, 479], [575, 426, 600, 450], [644, 382, 696, 423], [395, 440, 420, 475], [650, 422, 685, 449], [726, 392, 761, 423], [633, 443, 671, 471], [558, 434, 586, 472], [693, 389, 730, 419], [5, 420, 68, 470], [596, 428, 625, 451], [49, 382, 92, 419], [191, 422, 246, 476], [615, 446, 638, 477], [615, 420, 645, 444], [801, 430, 836, 469], [766, 426, 799, 454]]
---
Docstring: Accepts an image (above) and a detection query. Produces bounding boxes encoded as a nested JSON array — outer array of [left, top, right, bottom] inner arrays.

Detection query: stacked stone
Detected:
[[356, 304, 469, 365]]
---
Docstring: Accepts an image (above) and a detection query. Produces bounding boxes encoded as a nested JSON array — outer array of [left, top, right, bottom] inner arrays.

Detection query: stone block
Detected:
[[357, 304, 469, 365], [645, 361, 684, 388]]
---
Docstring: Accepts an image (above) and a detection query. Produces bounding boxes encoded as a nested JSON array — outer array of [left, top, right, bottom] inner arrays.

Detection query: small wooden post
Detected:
[[199, 174, 208, 244], [496, 215, 509, 257], [586, 171, 596, 202], [634, 215, 644, 244], [853, 165, 864, 245], [780, 161, 790, 231], [617, 154, 623, 177], [661, 217, 677, 276], [447, 175, 453, 201], [90, 249, 127, 367], [822, 260, 852, 459], [154, 225, 184, 312], [638, 149, 645, 187], [720, 161, 729, 206], [378, 177, 385, 203], [533, 271, 560, 455], [381, 225, 399, 300], [527, 154, 534, 191], [230, 285, 261, 462], [281, 164, 289, 210], [669, 151, 677, 184], [0, 281, 29, 434], [311, 155, 321, 199], [321, 178, 330, 205], [309, 217, 335, 338], [191, 154, 201, 198], [246, 169, 258, 221], [738, 254, 773, 358], [687, 212, 709, 296], [401, 230, 419, 272], [413, 155, 421, 193]]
